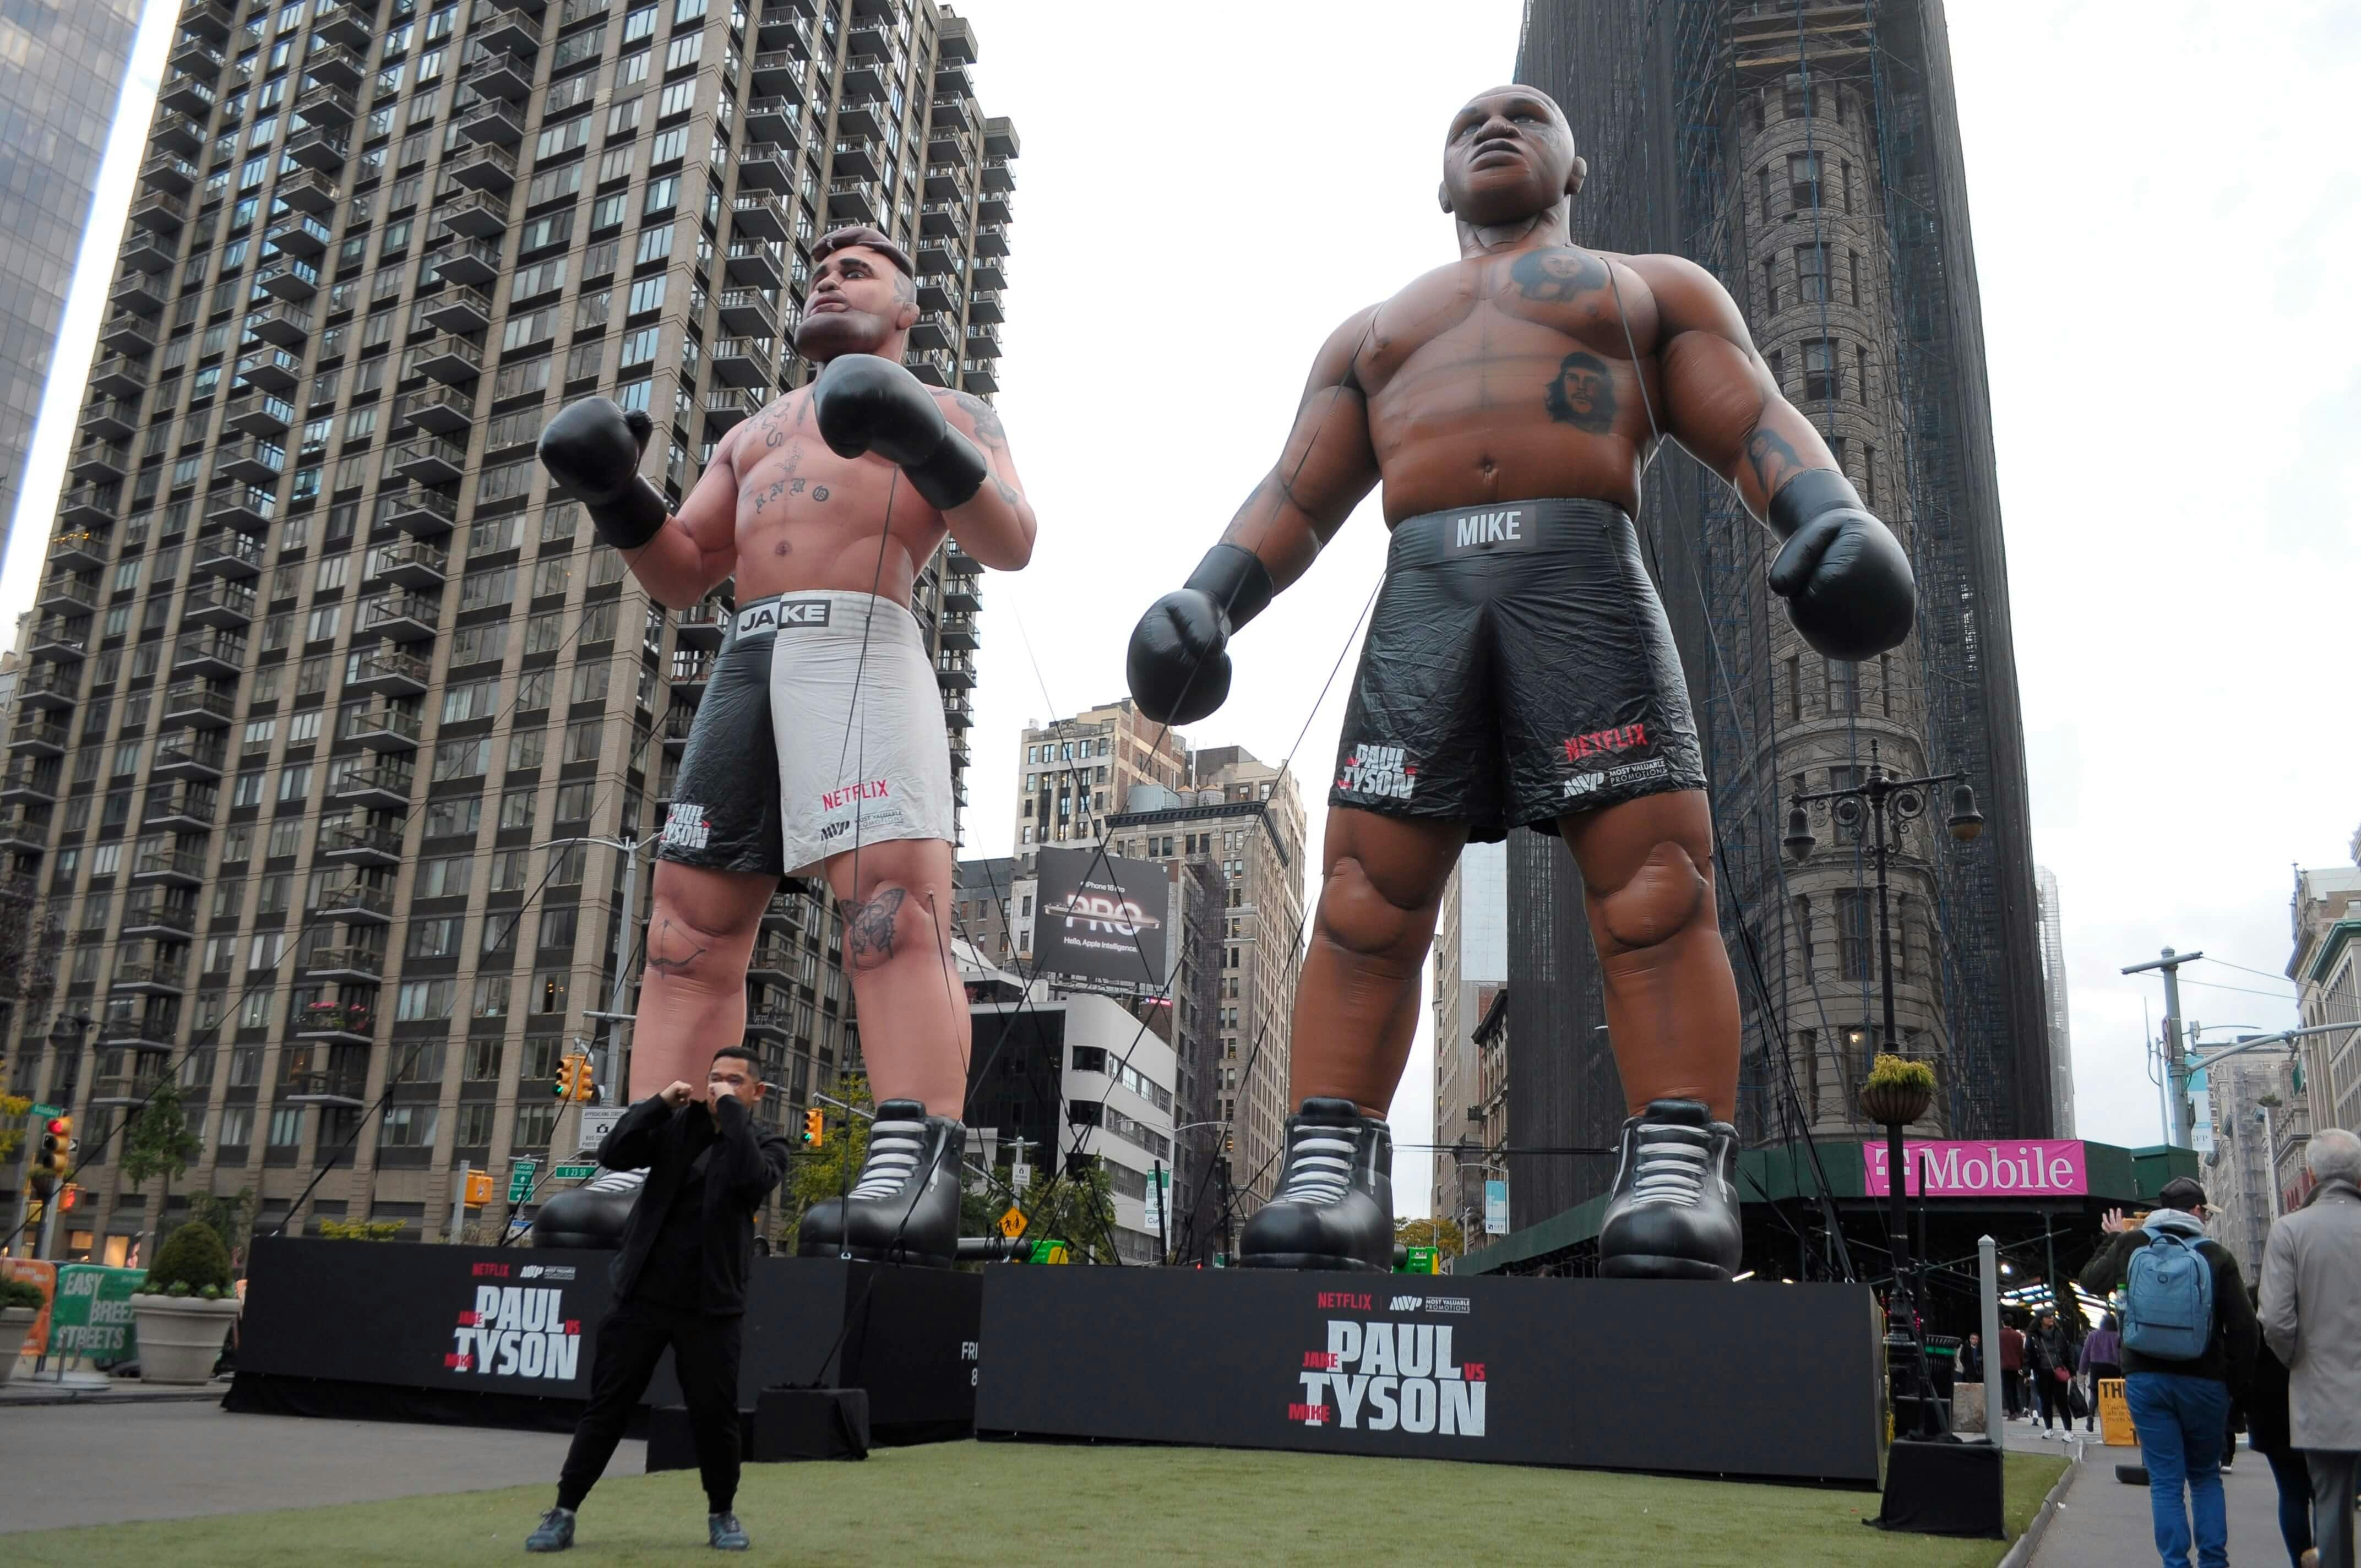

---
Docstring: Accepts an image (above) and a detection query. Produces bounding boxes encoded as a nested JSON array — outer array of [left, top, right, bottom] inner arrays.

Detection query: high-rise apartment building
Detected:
[[1429, 838, 1504, 1226], [1506, 1, 2047, 1228], [0, 0, 146, 567], [1010, 698, 1189, 858], [4, 0, 1015, 1259], [2036, 864, 2072, 1137]]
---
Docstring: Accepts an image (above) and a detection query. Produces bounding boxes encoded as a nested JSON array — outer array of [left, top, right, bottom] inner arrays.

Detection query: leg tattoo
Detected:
[[646, 918, 709, 978], [841, 889, 906, 972]]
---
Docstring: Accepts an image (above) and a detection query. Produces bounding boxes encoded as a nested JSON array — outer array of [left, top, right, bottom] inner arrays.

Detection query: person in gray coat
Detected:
[[2260, 1128, 2361, 1568]]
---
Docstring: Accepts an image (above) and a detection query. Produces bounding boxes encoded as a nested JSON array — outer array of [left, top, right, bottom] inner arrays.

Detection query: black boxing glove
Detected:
[[1766, 470, 1915, 661], [1125, 544, 1276, 726], [537, 397, 669, 552], [810, 352, 986, 511]]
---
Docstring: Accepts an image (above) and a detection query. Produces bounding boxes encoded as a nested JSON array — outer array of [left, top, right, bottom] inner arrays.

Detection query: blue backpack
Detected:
[[2121, 1230, 2214, 1362]]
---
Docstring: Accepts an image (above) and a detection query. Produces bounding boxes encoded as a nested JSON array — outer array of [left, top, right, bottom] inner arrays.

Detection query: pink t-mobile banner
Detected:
[[1861, 1139, 2089, 1197]]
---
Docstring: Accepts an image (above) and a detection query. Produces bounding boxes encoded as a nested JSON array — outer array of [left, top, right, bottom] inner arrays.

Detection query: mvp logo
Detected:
[[1388, 1295, 1423, 1311], [1293, 1320, 1486, 1437], [449, 1285, 583, 1382], [1449, 509, 1532, 553]]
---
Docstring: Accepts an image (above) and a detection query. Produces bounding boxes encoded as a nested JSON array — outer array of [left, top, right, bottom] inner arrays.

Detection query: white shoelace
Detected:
[[1275, 1130, 1358, 1205], [851, 1119, 927, 1200], [1627, 1129, 1711, 1209]]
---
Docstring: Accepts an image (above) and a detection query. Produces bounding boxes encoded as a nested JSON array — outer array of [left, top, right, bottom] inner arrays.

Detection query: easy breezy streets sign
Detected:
[[1861, 1139, 2089, 1197]]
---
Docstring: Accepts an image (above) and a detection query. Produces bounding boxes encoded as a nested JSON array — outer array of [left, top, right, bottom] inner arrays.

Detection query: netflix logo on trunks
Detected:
[[1337, 743, 1417, 801], [1289, 1315, 1488, 1438], [821, 778, 890, 812], [448, 1282, 583, 1382]]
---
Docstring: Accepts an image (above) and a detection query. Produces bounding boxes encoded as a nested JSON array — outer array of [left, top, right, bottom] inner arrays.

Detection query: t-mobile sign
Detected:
[[1861, 1140, 2088, 1197]]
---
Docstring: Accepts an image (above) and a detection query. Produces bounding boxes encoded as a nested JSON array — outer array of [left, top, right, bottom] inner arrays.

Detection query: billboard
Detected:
[[1483, 1179, 1510, 1235], [1860, 1139, 2089, 1197], [1032, 846, 1168, 988]]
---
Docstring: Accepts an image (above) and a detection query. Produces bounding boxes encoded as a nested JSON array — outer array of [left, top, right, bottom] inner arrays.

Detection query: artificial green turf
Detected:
[[12, 1441, 2071, 1566]]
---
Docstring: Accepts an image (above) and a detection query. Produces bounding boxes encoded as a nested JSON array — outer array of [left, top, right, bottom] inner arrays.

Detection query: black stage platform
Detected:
[[227, 1237, 978, 1443], [976, 1268, 1884, 1485]]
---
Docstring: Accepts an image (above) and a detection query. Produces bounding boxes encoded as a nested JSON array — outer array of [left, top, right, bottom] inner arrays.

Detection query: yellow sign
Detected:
[[998, 1205, 1027, 1239], [2098, 1378, 2134, 1446]]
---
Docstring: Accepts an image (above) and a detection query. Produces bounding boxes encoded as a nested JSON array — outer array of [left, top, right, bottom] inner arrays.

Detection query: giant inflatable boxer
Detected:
[[532, 226, 1036, 1264], [1127, 87, 1912, 1278]]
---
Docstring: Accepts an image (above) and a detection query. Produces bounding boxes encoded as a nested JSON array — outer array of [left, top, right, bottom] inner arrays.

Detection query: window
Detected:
[[472, 974, 512, 1020], [538, 906, 577, 950], [378, 1104, 438, 1149], [1794, 896, 1814, 970], [1796, 244, 1827, 303], [649, 127, 688, 166], [250, 931, 287, 971], [396, 978, 455, 1019], [442, 678, 499, 723], [532, 969, 569, 1014], [513, 1101, 556, 1148], [1786, 151, 1823, 211], [477, 458, 536, 507], [451, 622, 510, 667], [546, 843, 586, 884], [626, 275, 667, 315], [425, 797, 481, 838], [481, 909, 519, 954], [1834, 888, 1872, 982], [417, 854, 474, 899], [563, 718, 603, 764], [659, 78, 697, 119], [569, 661, 612, 705], [517, 668, 555, 711], [619, 326, 661, 367], [278, 763, 313, 801], [454, 1102, 496, 1147], [501, 790, 537, 831], [534, 557, 572, 598], [491, 847, 530, 891], [406, 916, 462, 958], [1803, 338, 1837, 401], [635, 224, 673, 266], [432, 737, 489, 781], [554, 781, 596, 820], [460, 564, 516, 611], [663, 31, 703, 71]]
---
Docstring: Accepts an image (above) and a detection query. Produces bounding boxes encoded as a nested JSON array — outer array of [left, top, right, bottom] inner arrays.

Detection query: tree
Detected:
[[1395, 1216, 1466, 1256], [120, 1075, 202, 1259]]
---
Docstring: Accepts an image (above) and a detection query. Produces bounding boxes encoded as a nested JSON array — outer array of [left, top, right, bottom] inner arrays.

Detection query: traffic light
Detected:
[[464, 1170, 494, 1207], [574, 1058, 596, 1102], [39, 1115, 72, 1180], [551, 1055, 594, 1102], [802, 1108, 824, 1147]]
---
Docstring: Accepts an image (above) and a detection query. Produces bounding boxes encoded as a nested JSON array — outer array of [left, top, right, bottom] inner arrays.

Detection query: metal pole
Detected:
[[1978, 1234, 2003, 1441], [2261, 1103, 2282, 1221], [1872, 783, 1900, 1062], [601, 837, 638, 1100], [1152, 1157, 1168, 1265], [450, 1159, 470, 1244], [2123, 948, 2201, 1147]]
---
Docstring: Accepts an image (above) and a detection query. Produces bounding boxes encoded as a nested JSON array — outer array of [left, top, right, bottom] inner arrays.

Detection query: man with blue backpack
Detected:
[[2081, 1177, 2262, 1568]]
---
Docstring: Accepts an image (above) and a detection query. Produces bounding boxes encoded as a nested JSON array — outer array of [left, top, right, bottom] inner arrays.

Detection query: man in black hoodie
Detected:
[[528, 1046, 792, 1554], [2081, 1177, 2260, 1568]]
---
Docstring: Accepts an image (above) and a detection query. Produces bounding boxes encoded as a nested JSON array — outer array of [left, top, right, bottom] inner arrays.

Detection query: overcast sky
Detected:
[[4, 2, 2351, 1217]]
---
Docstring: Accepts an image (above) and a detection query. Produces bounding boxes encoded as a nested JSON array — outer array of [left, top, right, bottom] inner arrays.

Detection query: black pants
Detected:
[[2002, 1368, 2023, 1417], [2309, 1449, 2361, 1568], [557, 1299, 743, 1514], [2034, 1368, 2070, 1429]]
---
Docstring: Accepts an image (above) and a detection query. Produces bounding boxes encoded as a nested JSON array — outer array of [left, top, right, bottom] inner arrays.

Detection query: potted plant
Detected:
[[0, 1276, 43, 1388], [1859, 1052, 1936, 1127], [130, 1218, 237, 1385]]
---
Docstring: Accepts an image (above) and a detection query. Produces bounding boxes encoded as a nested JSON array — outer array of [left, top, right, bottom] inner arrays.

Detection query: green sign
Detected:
[[1397, 1245, 1440, 1275], [507, 1159, 538, 1203], [551, 1163, 596, 1181], [47, 1263, 143, 1362], [28, 1102, 62, 1119]]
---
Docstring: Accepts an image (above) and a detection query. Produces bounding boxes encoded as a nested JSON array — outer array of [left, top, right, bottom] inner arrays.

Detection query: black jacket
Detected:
[[600, 1092, 792, 1314], [2079, 1215, 2260, 1392]]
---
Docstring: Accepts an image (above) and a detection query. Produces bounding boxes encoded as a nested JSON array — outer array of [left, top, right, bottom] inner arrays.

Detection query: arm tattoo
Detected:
[[840, 889, 906, 971], [1745, 428, 1808, 496], [646, 918, 709, 978], [951, 391, 1008, 449], [993, 476, 1019, 505], [1542, 351, 1618, 433]]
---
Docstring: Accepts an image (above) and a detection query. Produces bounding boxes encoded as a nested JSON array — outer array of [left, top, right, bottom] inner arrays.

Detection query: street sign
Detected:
[[507, 1159, 538, 1204], [1141, 1167, 1170, 1232], [27, 1102, 61, 1119], [578, 1105, 622, 1153], [998, 1205, 1027, 1238], [1010, 1160, 1031, 1191], [552, 1163, 596, 1181]]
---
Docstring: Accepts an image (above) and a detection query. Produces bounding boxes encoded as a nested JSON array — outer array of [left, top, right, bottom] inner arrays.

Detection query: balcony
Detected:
[[195, 531, 267, 582], [976, 189, 1013, 226], [677, 601, 730, 650], [181, 579, 256, 630], [132, 845, 205, 885], [982, 156, 1016, 194], [50, 526, 108, 571], [466, 50, 534, 101], [15, 665, 77, 707], [108, 264, 165, 316], [121, 891, 197, 941], [919, 200, 967, 239], [119, 221, 177, 273], [923, 162, 969, 203], [172, 629, 247, 679], [217, 432, 287, 484], [422, 284, 492, 336], [731, 193, 788, 242], [843, 53, 887, 100], [293, 997, 377, 1039], [938, 611, 979, 651], [442, 189, 510, 241], [426, 236, 504, 289], [339, 703, 423, 752], [967, 288, 1004, 326], [660, 704, 697, 751], [379, 483, 456, 537], [940, 690, 973, 730], [933, 96, 971, 133], [153, 110, 205, 159], [319, 820, 402, 866], [36, 574, 97, 614], [473, 7, 542, 56], [265, 211, 334, 256], [390, 432, 466, 484], [209, 482, 279, 533], [910, 312, 955, 353], [671, 653, 714, 698], [159, 680, 238, 729], [283, 126, 351, 175], [314, 0, 373, 51], [965, 323, 1001, 357], [157, 71, 217, 120], [935, 651, 976, 690], [443, 145, 517, 196], [747, 97, 797, 143], [750, 51, 803, 96], [715, 286, 778, 335], [271, 168, 340, 216], [178, 0, 234, 42], [293, 83, 356, 128], [836, 99, 884, 141], [345, 646, 430, 698], [736, 144, 792, 191], [747, 942, 795, 983], [959, 360, 999, 394], [973, 224, 1010, 259], [942, 571, 982, 613], [330, 761, 414, 810], [0, 760, 56, 804], [755, 0, 813, 51], [938, 12, 977, 64], [362, 540, 449, 591], [9, 715, 67, 756], [112, 954, 191, 996], [359, 591, 440, 643], [151, 734, 227, 781], [302, 40, 365, 89], [254, 257, 324, 304], [98, 312, 155, 358], [414, 334, 484, 384], [315, 878, 393, 924], [983, 117, 1019, 160], [27, 619, 89, 663], [143, 785, 218, 833], [826, 179, 879, 226], [743, 1009, 791, 1042], [725, 239, 783, 288], [0, 806, 46, 853], [710, 337, 774, 388], [458, 99, 525, 147], [57, 483, 117, 527], [934, 63, 974, 104], [394, 383, 475, 437], [704, 391, 759, 434], [235, 347, 303, 393], [916, 234, 956, 275]]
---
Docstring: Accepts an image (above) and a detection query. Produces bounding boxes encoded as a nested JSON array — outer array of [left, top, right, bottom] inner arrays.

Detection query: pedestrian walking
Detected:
[[526, 1048, 792, 1555], [2081, 1177, 2260, 1568], [2000, 1314, 2028, 1419], [2259, 1129, 2361, 1568], [2246, 1282, 2318, 1568], [2029, 1309, 2076, 1437], [2082, 1311, 2125, 1434]]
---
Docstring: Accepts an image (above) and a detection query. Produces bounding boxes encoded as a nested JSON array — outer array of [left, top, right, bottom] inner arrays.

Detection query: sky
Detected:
[[3, 2, 2352, 1218]]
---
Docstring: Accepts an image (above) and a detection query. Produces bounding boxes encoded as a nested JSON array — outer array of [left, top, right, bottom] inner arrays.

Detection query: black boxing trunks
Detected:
[[1328, 498, 1707, 841]]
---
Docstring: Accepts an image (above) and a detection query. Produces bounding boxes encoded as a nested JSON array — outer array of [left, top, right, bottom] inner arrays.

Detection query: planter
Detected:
[[1859, 1081, 1932, 1127], [0, 1304, 34, 1387], [129, 1293, 237, 1385]]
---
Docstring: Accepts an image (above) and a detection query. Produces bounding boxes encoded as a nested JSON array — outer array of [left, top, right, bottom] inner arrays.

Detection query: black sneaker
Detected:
[[1597, 1099, 1742, 1281], [708, 1512, 749, 1551], [525, 1506, 575, 1553], [796, 1101, 965, 1267], [1237, 1098, 1393, 1272], [530, 1169, 642, 1251]]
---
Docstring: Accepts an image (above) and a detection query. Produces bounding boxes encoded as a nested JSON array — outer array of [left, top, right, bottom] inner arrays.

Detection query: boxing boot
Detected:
[[1237, 1098, 1393, 1272], [530, 1168, 643, 1251], [1597, 1099, 1742, 1281], [796, 1100, 964, 1267]]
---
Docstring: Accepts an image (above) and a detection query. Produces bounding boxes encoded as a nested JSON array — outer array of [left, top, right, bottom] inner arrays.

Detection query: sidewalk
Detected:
[[2000, 1413, 2294, 1567]]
